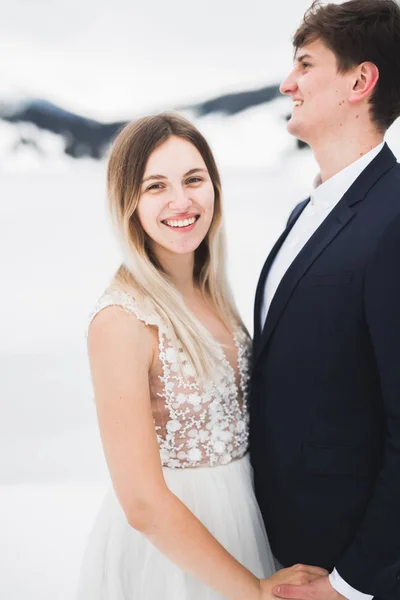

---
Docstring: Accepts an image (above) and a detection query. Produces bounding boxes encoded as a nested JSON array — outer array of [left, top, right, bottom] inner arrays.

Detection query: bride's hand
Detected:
[[259, 564, 329, 599]]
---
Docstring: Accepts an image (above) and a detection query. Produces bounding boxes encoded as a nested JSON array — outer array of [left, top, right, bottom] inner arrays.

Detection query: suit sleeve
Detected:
[[335, 213, 400, 600], [330, 569, 372, 600]]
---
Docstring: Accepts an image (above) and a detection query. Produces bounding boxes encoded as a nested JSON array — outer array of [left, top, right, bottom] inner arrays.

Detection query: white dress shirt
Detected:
[[261, 142, 384, 600]]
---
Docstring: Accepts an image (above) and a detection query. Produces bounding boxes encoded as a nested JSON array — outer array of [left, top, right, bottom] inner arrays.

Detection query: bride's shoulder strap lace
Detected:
[[86, 288, 166, 337]]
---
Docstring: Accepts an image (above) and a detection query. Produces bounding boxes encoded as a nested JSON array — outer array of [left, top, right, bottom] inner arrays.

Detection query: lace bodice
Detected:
[[88, 289, 251, 469]]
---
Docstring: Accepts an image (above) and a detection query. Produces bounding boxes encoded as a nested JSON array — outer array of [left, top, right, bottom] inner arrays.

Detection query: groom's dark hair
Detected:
[[294, 0, 400, 131]]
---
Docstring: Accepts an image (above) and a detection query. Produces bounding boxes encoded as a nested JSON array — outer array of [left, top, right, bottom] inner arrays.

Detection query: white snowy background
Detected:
[[1, 1, 400, 598]]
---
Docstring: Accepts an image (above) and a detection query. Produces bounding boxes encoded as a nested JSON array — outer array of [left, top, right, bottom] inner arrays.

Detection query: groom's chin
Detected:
[[287, 120, 309, 144]]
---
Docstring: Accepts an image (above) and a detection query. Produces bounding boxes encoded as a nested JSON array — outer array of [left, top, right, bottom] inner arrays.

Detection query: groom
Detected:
[[250, 1, 400, 599]]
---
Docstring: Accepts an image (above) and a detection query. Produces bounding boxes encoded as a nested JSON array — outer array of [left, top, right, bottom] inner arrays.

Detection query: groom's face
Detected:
[[280, 39, 355, 145]]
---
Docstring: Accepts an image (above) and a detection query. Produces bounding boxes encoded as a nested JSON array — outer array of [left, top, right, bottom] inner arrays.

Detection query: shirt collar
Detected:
[[311, 142, 385, 208]]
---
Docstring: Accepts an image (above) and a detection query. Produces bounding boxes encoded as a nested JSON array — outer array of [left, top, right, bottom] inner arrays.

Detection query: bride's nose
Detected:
[[169, 186, 192, 211]]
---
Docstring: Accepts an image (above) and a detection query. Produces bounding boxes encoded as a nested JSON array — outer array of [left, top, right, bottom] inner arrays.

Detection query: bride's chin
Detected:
[[158, 242, 199, 256]]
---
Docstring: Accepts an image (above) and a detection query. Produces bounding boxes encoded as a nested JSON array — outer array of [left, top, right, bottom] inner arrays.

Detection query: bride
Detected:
[[76, 112, 326, 599]]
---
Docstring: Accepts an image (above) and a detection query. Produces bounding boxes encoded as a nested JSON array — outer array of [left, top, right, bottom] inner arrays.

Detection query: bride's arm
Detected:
[[88, 306, 325, 600]]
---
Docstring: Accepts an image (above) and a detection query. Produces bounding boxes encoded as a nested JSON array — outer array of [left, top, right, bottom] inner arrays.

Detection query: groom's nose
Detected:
[[280, 71, 298, 96]]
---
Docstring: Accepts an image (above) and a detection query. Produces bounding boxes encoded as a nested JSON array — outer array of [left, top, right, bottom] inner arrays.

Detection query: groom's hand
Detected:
[[273, 574, 347, 600]]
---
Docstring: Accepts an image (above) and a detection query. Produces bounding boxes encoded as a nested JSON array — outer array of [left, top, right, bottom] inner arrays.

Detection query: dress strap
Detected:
[[87, 288, 167, 337]]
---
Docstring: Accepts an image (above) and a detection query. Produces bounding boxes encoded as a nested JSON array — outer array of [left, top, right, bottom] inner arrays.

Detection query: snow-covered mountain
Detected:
[[0, 85, 302, 169], [0, 98, 126, 160], [2, 85, 399, 173]]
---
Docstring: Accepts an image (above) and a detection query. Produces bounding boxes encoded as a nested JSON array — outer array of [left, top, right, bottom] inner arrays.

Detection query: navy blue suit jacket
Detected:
[[250, 144, 400, 600]]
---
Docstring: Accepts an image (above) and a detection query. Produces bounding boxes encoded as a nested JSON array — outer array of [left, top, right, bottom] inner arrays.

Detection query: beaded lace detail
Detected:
[[88, 289, 251, 469]]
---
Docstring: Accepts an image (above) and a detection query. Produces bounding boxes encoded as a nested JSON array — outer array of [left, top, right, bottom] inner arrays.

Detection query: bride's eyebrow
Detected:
[[142, 174, 168, 184], [184, 168, 208, 177]]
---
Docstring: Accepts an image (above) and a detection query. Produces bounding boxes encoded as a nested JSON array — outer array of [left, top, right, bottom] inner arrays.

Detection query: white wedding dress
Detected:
[[76, 289, 275, 599]]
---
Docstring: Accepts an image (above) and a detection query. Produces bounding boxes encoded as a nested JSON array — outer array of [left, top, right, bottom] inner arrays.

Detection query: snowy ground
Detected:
[[1, 116, 399, 598]]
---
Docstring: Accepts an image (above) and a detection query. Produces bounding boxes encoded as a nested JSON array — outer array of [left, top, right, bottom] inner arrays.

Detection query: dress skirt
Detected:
[[76, 454, 276, 599]]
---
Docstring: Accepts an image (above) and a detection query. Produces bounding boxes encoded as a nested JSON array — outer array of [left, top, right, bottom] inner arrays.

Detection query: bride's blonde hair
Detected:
[[107, 112, 247, 380]]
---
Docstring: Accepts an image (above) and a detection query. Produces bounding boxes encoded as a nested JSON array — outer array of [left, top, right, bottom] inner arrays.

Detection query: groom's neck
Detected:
[[311, 128, 384, 183]]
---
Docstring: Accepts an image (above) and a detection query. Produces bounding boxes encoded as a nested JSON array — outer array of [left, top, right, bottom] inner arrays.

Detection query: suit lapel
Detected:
[[253, 199, 310, 352], [253, 143, 397, 365], [255, 201, 355, 362]]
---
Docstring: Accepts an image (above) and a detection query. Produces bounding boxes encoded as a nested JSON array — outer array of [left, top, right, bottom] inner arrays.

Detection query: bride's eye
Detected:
[[186, 177, 202, 185], [147, 183, 164, 191]]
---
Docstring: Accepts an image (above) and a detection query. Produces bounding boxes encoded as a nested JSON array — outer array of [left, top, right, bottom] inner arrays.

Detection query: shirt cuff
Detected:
[[329, 569, 373, 600]]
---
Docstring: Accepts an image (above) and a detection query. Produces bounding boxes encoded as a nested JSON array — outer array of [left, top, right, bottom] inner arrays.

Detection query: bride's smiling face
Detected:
[[137, 135, 215, 258]]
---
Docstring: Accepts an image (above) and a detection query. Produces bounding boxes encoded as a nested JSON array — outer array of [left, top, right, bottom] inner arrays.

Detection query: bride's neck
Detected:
[[156, 248, 197, 298]]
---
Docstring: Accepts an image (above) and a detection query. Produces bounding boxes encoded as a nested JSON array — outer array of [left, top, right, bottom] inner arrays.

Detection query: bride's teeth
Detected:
[[294, 100, 303, 107], [165, 217, 197, 228]]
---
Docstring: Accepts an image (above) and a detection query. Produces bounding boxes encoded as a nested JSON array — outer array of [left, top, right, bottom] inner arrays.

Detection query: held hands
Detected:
[[259, 564, 329, 599], [272, 572, 347, 600]]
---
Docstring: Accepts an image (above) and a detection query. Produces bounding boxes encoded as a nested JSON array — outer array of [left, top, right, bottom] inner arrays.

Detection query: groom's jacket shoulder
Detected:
[[348, 147, 400, 241]]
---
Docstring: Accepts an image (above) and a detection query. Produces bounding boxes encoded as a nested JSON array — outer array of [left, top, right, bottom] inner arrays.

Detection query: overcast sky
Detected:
[[1, 0, 322, 120]]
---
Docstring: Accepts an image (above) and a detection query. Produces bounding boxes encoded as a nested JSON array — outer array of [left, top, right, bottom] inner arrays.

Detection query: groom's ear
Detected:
[[349, 62, 379, 104]]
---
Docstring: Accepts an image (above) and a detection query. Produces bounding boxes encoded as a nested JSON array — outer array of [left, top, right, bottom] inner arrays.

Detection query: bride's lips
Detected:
[[161, 214, 200, 232]]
